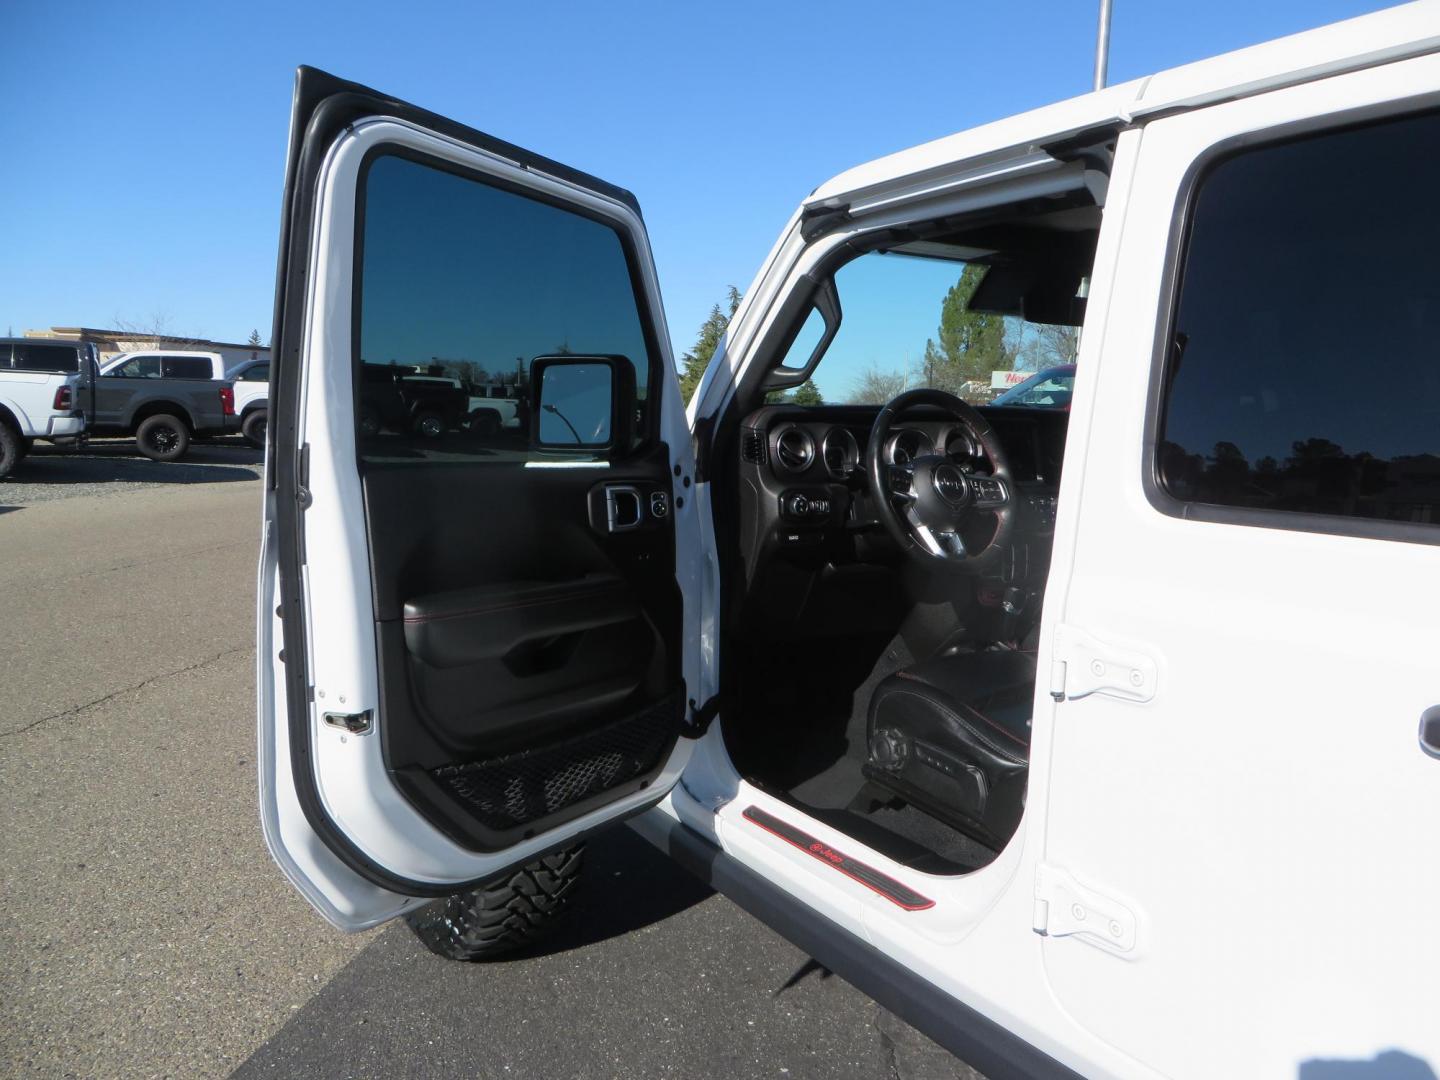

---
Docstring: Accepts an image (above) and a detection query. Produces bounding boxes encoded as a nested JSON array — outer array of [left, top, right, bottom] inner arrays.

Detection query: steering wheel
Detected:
[[865, 388, 1016, 568]]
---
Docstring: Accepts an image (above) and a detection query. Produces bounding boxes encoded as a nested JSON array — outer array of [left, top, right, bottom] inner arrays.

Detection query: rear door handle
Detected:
[[1420, 706, 1440, 759]]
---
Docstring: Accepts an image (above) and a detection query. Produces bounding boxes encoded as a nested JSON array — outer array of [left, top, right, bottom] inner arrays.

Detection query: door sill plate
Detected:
[[741, 805, 934, 911]]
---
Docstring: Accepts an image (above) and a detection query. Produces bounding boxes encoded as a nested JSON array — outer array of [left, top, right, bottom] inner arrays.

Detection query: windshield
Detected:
[[991, 365, 1076, 409], [773, 251, 1081, 407]]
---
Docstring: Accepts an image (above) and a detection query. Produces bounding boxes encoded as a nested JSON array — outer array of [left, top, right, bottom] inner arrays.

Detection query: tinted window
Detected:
[[161, 357, 212, 379], [1158, 109, 1440, 529], [13, 343, 80, 373], [356, 152, 653, 461], [238, 363, 269, 382], [109, 356, 161, 378]]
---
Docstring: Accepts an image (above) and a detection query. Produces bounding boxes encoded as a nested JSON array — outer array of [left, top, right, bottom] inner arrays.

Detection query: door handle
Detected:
[[604, 485, 644, 532], [1420, 706, 1440, 760]]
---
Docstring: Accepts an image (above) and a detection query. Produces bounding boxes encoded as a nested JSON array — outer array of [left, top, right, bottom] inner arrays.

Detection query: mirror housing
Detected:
[[530, 355, 635, 451]]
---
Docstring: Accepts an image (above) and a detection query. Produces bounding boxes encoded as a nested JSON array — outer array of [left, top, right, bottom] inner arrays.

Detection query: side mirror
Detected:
[[530, 355, 634, 451]]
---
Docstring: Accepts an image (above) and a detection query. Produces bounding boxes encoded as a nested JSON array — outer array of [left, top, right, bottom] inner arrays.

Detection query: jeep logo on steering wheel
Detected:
[[932, 462, 969, 504]]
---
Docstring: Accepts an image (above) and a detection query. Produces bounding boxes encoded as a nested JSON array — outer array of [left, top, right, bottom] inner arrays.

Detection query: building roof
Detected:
[[28, 326, 268, 352]]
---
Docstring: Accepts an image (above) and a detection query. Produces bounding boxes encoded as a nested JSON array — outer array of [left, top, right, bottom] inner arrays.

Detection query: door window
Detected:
[[1155, 108, 1440, 530], [109, 356, 161, 378], [12, 343, 80, 373], [355, 151, 655, 460], [237, 363, 269, 382]]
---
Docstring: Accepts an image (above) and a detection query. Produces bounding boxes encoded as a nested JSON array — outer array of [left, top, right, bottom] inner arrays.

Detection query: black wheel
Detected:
[[135, 414, 190, 462], [358, 407, 382, 438], [413, 410, 446, 438], [466, 408, 502, 439], [242, 409, 268, 449], [405, 845, 584, 961], [0, 421, 21, 479]]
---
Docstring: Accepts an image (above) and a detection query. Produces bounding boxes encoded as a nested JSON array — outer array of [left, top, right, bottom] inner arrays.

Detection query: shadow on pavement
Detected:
[[231, 824, 921, 1080], [418, 825, 716, 963], [9, 439, 262, 486]]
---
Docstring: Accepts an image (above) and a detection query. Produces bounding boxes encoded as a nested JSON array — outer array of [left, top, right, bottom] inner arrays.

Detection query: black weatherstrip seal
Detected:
[[267, 66, 649, 897], [648, 814, 1084, 1080], [742, 806, 934, 911]]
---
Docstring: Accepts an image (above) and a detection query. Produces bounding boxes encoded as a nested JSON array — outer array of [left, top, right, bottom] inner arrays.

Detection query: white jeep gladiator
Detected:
[[257, 7, 1440, 1077], [0, 338, 96, 478]]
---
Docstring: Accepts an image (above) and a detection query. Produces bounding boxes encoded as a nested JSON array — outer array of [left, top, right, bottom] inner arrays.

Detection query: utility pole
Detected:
[[1093, 0, 1113, 91]]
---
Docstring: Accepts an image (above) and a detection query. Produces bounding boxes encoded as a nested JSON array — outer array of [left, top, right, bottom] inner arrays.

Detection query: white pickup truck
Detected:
[[0, 337, 96, 478], [228, 358, 270, 447]]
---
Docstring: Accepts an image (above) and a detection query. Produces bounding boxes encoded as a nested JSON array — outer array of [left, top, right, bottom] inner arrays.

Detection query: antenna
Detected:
[[1093, 0, 1113, 91]]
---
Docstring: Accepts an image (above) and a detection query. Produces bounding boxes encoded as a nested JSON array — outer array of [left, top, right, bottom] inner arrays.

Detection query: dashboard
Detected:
[[740, 403, 1064, 527], [729, 404, 1068, 645]]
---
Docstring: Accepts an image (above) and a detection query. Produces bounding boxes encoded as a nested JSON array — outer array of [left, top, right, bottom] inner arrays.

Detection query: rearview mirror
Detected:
[[530, 355, 633, 450]]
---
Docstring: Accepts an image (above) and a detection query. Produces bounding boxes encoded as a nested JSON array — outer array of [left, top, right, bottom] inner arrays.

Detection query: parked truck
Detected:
[[93, 351, 238, 461], [0, 338, 97, 479], [228, 358, 270, 448]]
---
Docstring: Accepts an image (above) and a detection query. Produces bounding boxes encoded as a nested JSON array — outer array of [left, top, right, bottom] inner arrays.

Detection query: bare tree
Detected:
[[847, 367, 907, 404], [1021, 323, 1080, 369], [109, 311, 207, 352]]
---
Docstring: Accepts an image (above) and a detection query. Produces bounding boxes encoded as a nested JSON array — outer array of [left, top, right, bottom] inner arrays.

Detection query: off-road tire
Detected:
[[404, 845, 584, 961], [0, 421, 21, 479], [136, 414, 190, 462], [242, 409, 268, 449]]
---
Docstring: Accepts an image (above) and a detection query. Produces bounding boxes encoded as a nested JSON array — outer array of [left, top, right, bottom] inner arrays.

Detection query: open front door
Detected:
[[258, 68, 700, 930]]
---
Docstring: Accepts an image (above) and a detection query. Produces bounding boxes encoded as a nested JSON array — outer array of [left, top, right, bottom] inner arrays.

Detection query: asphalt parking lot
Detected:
[[0, 440, 983, 1080]]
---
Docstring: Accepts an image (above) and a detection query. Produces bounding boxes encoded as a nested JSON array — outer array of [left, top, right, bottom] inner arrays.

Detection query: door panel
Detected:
[[361, 450, 684, 852], [259, 68, 699, 928], [1036, 58, 1440, 1076]]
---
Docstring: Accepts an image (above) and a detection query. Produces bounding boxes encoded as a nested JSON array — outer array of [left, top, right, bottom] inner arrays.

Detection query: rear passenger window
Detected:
[[12, 344, 80, 373], [161, 357, 212, 379], [1157, 108, 1440, 531], [239, 364, 269, 382]]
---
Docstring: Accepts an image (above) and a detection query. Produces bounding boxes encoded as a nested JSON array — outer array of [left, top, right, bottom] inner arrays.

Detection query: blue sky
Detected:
[[0, 0, 1394, 366]]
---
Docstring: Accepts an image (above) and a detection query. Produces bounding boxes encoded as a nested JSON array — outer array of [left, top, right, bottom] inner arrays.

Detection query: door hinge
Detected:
[[1049, 623, 1158, 703], [323, 709, 373, 735], [1033, 863, 1138, 955], [683, 694, 721, 739]]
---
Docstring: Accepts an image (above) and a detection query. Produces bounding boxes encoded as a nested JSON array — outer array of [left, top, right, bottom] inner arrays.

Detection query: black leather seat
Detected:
[[865, 649, 1035, 849]]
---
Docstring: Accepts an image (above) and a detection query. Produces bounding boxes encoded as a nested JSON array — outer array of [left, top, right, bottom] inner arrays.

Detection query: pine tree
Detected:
[[921, 266, 1011, 392], [247, 329, 262, 348], [791, 379, 823, 406], [678, 286, 741, 404]]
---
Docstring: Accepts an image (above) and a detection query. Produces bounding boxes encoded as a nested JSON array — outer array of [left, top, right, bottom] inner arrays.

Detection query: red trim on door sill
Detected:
[[741, 805, 935, 911]]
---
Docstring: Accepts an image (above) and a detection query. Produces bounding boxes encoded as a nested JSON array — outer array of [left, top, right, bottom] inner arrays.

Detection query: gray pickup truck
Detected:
[[94, 351, 239, 460]]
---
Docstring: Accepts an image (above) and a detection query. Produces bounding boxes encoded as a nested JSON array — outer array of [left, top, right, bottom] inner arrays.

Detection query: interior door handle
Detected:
[[605, 485, 644, 532], [1420, 706, 1440, 759]]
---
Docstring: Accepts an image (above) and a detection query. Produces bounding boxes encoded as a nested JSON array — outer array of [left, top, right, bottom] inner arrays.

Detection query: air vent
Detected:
[[741, 429, 767, 465], [773, 424, 816, 474]]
